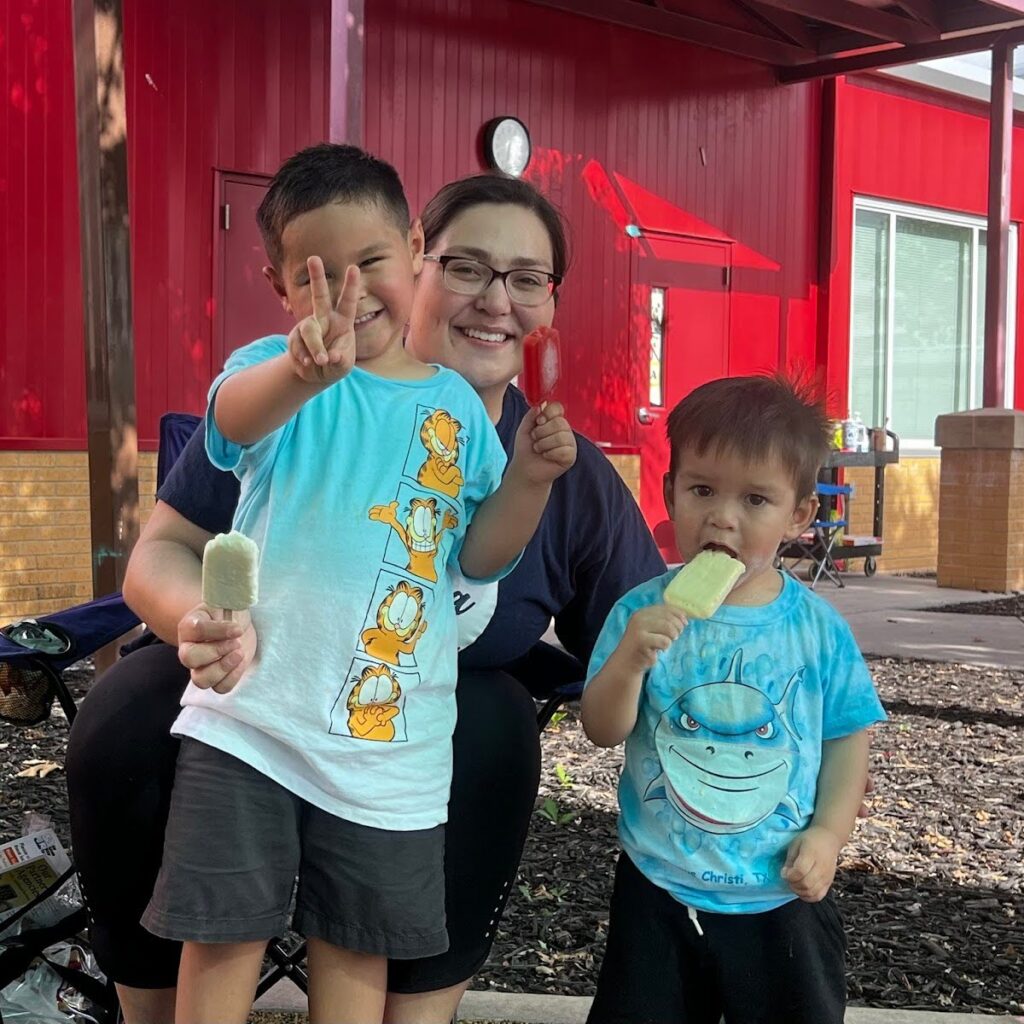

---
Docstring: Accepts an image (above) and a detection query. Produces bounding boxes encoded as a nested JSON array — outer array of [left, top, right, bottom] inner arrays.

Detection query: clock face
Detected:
[[486, 117, 530, 177]]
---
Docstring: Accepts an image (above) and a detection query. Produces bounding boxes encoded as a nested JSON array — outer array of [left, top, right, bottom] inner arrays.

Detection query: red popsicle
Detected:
[[520, 326, 561, 406]]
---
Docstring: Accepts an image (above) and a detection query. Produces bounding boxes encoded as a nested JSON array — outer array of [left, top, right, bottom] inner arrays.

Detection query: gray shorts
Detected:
[[141, 738, 448, 959]]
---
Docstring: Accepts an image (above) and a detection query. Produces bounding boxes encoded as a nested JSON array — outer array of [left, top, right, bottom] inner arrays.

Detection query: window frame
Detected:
[[848, 196, 1017, 452]]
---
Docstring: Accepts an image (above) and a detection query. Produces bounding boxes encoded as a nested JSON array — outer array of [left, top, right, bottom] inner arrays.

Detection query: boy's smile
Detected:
[[664, 446, 816, 606], [265, 201, 424, 372]]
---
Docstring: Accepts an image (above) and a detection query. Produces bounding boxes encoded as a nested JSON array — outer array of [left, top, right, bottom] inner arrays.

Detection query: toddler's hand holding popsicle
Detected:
[[612, 551, 747, 673], [618, 605, 688, 673]]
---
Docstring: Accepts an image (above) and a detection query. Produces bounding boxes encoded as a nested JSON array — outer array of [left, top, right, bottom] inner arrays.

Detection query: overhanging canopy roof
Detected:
[[523, 1, 1024, 81]]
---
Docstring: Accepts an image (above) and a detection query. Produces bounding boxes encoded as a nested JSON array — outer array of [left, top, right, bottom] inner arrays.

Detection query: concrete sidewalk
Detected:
[[253, 979, 1023, 1021], [818, 574, 1021, 669]]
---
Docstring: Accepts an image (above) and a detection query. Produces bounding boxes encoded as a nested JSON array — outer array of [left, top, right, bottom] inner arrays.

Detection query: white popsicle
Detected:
[[202, 531, 259, 617]]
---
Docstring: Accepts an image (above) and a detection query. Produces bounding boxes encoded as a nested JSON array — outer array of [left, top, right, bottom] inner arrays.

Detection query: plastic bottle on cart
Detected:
[[853, 411, 868, 452], [842, 416, 858, 451]]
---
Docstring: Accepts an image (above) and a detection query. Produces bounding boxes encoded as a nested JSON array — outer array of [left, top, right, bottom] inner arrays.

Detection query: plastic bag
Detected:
[[0, 940, 107, 1023]]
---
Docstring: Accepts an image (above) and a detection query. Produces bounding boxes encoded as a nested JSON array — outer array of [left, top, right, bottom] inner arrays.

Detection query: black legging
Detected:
[[66, 641, 541, 992]]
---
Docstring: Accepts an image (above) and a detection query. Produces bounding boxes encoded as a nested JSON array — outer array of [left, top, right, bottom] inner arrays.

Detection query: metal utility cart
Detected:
[[825, 430, 900, 576], [778, 430, 900, 584]]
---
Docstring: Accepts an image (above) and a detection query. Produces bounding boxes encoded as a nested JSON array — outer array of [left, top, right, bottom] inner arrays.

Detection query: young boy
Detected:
[[581, 375, 885, 1024], [140, 144, 577, 1024]]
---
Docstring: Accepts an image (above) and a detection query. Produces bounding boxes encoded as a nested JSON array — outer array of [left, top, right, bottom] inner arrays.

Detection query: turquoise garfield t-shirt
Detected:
[[173, 337, 511, 831], [586, 570, 886, 915]]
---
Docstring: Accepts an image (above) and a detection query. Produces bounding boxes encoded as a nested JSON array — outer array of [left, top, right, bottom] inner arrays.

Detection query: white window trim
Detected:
[[849, 195, 1017, 452]]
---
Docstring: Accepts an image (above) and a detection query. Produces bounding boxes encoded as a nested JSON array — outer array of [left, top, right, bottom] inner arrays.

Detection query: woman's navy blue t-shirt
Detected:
[[157, 385, 666, 673]]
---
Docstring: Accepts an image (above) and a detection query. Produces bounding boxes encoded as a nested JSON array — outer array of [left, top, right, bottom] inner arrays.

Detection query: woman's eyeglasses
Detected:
[[423, 254, 560, 307]]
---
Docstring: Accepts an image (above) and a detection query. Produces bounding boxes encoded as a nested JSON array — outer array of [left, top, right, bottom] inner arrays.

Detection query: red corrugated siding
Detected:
[[1, 0, 86, 446], [1, 0, 330, 447], [123, 0, 330, 443], [363, 0, 822, 445], [827, 75, 1024, 411]]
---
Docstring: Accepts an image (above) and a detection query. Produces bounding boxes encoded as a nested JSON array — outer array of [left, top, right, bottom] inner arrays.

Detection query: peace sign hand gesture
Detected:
[[287, 256, 361, 386]]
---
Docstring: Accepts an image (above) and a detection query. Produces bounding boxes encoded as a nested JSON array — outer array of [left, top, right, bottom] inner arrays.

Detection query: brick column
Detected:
[[934, 409, 1024, 592]]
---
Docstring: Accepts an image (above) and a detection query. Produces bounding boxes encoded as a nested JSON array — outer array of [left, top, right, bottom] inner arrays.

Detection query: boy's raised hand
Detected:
[[288, 256, 361, 385], [782, 824, 841, 902], [616, 604, 687, 673], [511, 401, 578, 485]]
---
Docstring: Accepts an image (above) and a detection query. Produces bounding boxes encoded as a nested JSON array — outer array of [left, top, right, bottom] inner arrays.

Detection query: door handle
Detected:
[[637, 407, 656, 425]]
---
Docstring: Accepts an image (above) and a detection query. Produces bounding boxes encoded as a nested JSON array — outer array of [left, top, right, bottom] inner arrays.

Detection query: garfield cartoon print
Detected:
[[345, 664, 403, 741], [416, 409, 464, 498], [369, 495, 458, 583], [361, 579, 428, 665], [330, 657, 416, 742]]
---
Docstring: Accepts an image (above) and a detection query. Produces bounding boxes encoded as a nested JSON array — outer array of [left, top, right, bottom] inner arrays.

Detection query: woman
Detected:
[[65, 172, 666, 1024]]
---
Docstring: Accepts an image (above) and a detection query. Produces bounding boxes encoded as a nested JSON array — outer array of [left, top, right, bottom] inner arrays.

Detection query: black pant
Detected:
[[66, 641, 541, 992], [588, 853, 847, 1024]]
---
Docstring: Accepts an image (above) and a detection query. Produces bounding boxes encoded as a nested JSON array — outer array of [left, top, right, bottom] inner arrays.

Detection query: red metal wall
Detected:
[[362, 0, 823, 445], [1, 0, 85, 448], [1, 0, 331, 448], [826, 75, 1024, 411], [124, 0, 331, 444]]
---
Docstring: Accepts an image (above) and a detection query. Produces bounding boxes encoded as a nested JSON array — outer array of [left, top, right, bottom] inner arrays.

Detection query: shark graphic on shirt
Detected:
[[645, 650, 803, 834]]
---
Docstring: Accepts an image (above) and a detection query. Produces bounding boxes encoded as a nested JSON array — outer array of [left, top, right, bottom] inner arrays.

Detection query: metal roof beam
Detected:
[[753, 0, 938, 43], [521, 0, 813, 65], [890, 0, 942, 29], [731, 0, 819, 49], [778, 24, 1024, 81]]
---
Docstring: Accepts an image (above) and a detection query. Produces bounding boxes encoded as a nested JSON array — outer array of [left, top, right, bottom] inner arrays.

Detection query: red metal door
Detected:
[[632, 236, 731, 561], [214, 174, 294, 369]]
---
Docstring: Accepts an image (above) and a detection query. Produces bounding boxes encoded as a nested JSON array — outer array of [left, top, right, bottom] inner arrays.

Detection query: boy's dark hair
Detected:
[[257, 143, 410, 268], [666, 374, 832, 499], [420, 173, 571, 284]]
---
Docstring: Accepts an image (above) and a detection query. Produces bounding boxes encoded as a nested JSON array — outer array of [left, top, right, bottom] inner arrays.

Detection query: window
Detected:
[[649, 287, 665, 407], [850, 199, 1016, 448]]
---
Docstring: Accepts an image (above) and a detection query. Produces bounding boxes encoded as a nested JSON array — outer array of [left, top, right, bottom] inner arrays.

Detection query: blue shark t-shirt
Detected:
[[586, 570, 886, 915], [172, 337, 510, 831]]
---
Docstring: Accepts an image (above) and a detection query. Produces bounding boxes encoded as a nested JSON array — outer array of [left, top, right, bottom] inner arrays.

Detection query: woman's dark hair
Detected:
[[419, 174, 570, 283]]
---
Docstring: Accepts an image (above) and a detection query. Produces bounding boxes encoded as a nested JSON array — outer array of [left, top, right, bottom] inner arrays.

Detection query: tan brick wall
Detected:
[[606, 454, 641, 505], [936, 448, 1022, 592], [845, 456, 940, 574], [0, 451, 159, 624]]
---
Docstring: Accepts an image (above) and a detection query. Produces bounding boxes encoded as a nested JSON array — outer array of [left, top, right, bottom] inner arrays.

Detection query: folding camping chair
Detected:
[[778, 480, 853, 589]]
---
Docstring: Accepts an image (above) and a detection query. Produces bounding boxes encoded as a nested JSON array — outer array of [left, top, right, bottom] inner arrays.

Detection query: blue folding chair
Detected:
[[778, 480, 853, 589]]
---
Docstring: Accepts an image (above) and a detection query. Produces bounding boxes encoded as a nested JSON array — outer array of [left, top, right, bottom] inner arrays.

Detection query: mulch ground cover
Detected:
[[930, 593, 1024, 619], [2, 656, 1022, 1016]]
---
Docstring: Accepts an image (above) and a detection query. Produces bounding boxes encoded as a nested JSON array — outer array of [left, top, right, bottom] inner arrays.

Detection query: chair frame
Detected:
[[778, 481, 853, 589]]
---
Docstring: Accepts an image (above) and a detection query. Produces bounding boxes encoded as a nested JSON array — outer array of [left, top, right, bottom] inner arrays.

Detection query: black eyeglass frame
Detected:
[[422, 254, 561, 305]]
